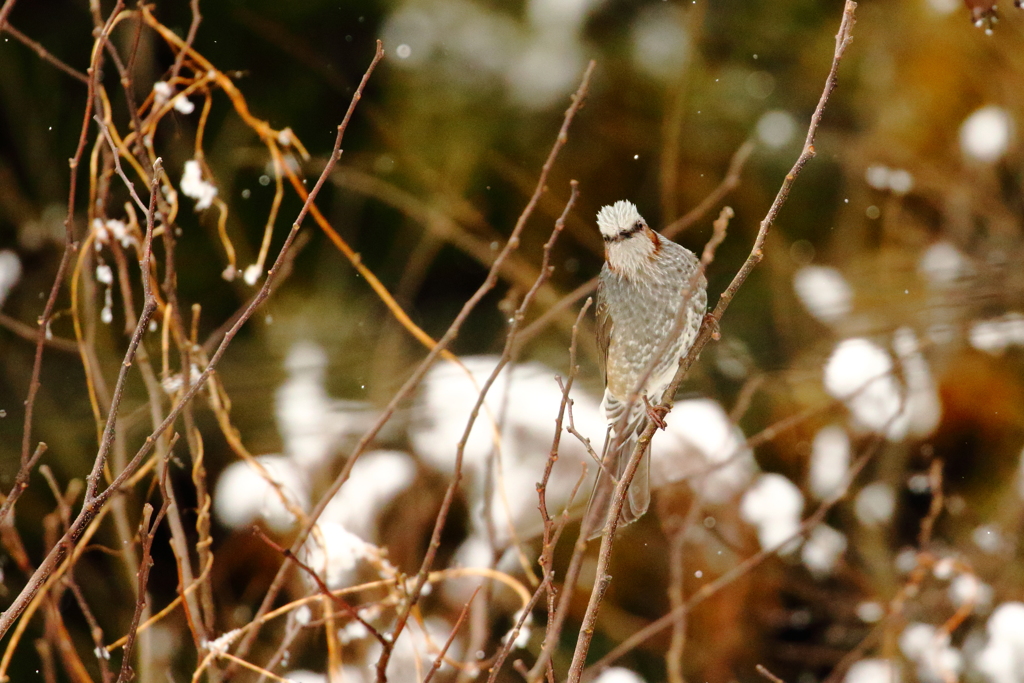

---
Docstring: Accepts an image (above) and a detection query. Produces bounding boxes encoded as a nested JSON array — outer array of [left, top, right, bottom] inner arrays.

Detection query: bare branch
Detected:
[[375, 176, 583, 681], [567, 4, 858, 679]]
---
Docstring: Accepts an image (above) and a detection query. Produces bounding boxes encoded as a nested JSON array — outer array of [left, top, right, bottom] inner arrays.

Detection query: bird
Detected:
[[585, 200, 708, 538]]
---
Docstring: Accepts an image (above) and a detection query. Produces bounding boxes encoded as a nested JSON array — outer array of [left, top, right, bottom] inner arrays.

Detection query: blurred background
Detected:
[[2, 0, 1024, 681]]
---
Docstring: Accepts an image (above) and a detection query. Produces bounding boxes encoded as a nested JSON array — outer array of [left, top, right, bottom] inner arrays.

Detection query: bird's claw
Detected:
[[703, 313, 721, 341], [643, 396, 669, 430]]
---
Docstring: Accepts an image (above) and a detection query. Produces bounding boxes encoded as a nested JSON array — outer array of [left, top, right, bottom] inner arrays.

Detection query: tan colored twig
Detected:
[[422, 587, 480, 683], [756, 663, 787, 683]]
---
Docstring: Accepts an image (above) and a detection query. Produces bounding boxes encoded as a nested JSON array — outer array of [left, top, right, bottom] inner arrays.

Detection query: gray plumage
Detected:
[[585, 200, 707, 538]]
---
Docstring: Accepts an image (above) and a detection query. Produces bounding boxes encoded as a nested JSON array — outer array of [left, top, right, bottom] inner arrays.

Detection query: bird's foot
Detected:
[[643, 396, 669, 430], [703, 313, 721, 341]]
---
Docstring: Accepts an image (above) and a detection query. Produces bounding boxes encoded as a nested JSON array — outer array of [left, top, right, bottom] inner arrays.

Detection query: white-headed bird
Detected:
[[586, 200, 707, 536]]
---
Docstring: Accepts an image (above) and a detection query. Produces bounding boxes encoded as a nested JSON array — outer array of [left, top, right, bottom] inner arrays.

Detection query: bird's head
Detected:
[[596, 200, 661, 277]]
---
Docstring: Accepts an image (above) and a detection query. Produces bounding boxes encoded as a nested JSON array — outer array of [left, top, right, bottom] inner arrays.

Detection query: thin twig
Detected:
[[586, 432, 878, 680], [917, 458, 944, 549], [0, 0, 18, 32], [0, 37, 381, 641], [488, 299, 592, 683], [0, 312, 80, 352], [168, 0, 202, 84], [568, 6, 857, 678], [422, 587, 480, 683], [250, 526, 386, 648], [0, 22, 90, 83], [756, 664, 787, 683], [522, 366, 599, 682], [376, 176, 584, 682], [116, 495, 169, 683], [0, 443, 47, 525], [12, 0, 111, 532]]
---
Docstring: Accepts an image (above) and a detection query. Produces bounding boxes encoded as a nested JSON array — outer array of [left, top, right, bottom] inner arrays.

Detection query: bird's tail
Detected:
[[583, 407, 651, 540]]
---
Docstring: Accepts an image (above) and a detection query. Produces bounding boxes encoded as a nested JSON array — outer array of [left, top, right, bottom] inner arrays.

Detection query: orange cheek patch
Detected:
[[646, 227, 662, 256]]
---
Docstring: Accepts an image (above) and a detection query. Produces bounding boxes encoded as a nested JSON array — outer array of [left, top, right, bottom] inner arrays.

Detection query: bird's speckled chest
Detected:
[[598, 240, 706, 400]]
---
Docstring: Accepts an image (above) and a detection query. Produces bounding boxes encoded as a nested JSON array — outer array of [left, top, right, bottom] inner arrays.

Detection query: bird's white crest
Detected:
[[598, 199, 658, 277], [596, 200, 644, 238]]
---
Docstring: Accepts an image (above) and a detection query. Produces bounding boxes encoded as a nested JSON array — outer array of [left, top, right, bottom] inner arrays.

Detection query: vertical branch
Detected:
[[486, 281, 593, 683], [115, 495, 169, 683], [5, 0, 114, 526], [80, 141, 161, 505], [586, 433, 880, 679], [168, 0, 202, 83], [376, 177, 583, 682], [566, 4, 858, 680]]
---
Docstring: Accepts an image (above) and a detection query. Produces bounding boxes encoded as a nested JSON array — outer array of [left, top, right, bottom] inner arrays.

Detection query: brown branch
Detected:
[[0, 0, 17, 32], [65, 566, 113, 683], [95, 4, 153, 175], [0, 40, 382, 645], [94, 115, 150, 216], [564, 395, 607, 476], [14, 0, 112, 518], [376, 175, 584, 682], [0, 22, 90, 84], [586, 432, 878, 680], [422, 587, 480, 683], [250, 525, 386, 648], [522, 308, 601, 683], [756, 664, 788, 683], [0, 443, 47, 525], [567, 4, 858, 679], [488, 300, 593, 683], [116, 494, 169, 683], [917, 457, 944, 549], [168, 0, 202, 84], [0, 312, 79, 353]]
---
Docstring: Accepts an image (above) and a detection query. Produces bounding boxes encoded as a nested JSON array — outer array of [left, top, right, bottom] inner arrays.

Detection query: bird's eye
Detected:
[[635, 220, 643, 230]]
